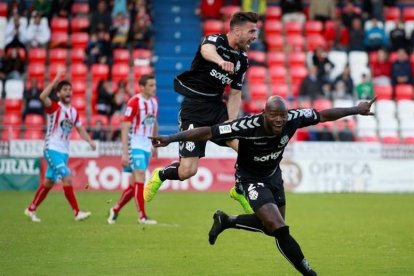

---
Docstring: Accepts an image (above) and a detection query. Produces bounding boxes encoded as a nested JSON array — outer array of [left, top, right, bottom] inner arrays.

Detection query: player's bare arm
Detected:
[[76, 126, 96, 150], [152, 120, 159, 158], [121, 121, 131, 167], [319, 97, 376, 122], [150, 126, 212, 147], [200, 44, 234, 73], [39, 69, 65, 108], [227, 88, 242, 121]]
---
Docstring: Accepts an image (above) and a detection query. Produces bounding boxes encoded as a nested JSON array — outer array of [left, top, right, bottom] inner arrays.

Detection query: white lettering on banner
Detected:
[[85, 161, 129, 190], [0, 158, 39, 174], [9, 140, 44, 157], [160, 167, 213, 191], [294, 142, 381, 160], [70, 141, 100, 157]]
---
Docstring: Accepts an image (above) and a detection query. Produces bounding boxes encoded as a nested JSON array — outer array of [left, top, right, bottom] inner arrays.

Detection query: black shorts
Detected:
[[178, 97, 228, 158], [235, 169, 286, 211]]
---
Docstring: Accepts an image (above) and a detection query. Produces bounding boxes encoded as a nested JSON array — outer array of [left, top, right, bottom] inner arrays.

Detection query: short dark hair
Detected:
[[229, 12, 259, 29], [56, 80, 72, 92], [139, 74, 155, 86]]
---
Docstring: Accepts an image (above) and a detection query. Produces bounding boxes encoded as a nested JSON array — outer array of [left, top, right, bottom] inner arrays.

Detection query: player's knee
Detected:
[[262, 217, 286, 234]]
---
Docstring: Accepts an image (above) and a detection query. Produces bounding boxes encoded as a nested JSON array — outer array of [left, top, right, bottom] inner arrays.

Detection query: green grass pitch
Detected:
[[1, 191, 413, 275]]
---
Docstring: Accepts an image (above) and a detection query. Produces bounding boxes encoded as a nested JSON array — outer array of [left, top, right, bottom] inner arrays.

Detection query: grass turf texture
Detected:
[[1, 192, 413, 275]]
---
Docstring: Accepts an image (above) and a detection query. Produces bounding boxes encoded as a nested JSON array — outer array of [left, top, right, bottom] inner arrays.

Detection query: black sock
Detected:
[[227, 214, 267, 233], [272, 226, 315, 275], [159, 162, 180, 181]]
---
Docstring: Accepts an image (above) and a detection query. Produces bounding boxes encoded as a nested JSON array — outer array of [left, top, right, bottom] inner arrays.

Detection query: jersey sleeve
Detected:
[[201, 34, 223, 47], [123, 97, 139, 122], [211, 115, 260, 140], [288, 109, 321, 128], [44, 100, 59, 114], [230, 52, 248, 90]]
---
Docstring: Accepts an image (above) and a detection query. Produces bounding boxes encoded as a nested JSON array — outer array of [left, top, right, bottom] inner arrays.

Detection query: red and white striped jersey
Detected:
[[123, 94, 158, 152], [44, 101, 82, 153]]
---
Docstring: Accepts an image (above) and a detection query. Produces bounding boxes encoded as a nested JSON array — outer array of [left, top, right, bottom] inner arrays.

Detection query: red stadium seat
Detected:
[[25, 114, 44, 128], [113, 49, 131, 65], [91, 64, 110, 82], [402, 7, 414, 21], [1, 129, 20, 140], [304, 20, 323, 35], [269, 66, 287, 84], [0, 2, 7, 16], [313, 98, 333, 110], [247, 66, 267, 84], [284, 21, 303, 35], [24, 129, 44, 140], [286, 35, 305, 51], [248, 51, 266, 64], [249, 84, 268, 99], [71, 3, 90, 15], [71, 81, 87, 95], [28, 48, 47, 64], [203, 20, 224, 36], [384, 7, 400, 20], [288, 52, 306, 67], [50, 32, 69, 48], [112, 63, 130, 83], [49, 48, 68, 64], [270, 84, 289, 98], [133, 49, 153, 60], [4, 114, 22, 127], [51, 17, 69, 33], [266, 6, 281, 20], [266, 34, 284, 51], [403, 137, 414, 144], [48, 63, 66, 80], [5, 99, 23, 113], [307, 34, 326, 51], [71, 96, 87, 113], [374, 85, 393, 100], [220, 5, 241, 19], [289, 66, 308, 84], [28, 63, 46, 80], [71, 32, 89, 49], [267, 52, 286, 67], [110, 113, 123, 129], [71, 63, 88, 82], [71, 17, 89, 33], [90, 114, 109, 127], [410, 53, 414, 71], [382, 136, 400, 144], [134, 66, 153, 81], [69, 130, 82, 140], [70, 48, 86, 64], [264, 20, 283, 35], [395, 84, 413, 100]]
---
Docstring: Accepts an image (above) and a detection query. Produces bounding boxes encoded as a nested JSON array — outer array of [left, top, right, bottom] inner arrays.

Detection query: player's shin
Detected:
[[272, 226, 317, 276]]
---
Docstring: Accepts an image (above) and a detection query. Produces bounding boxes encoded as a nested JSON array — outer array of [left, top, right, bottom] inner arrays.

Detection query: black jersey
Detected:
[[211, 109, 320, 177], [174, 33, 249, 101]]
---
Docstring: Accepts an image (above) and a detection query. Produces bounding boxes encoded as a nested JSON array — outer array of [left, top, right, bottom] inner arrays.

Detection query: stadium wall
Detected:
[[1, 141, 413, 193]]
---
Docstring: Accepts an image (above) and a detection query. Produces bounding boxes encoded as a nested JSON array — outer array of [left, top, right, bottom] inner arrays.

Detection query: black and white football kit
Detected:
[[210, 109, 320, 210], [174, 33, 249, 158]]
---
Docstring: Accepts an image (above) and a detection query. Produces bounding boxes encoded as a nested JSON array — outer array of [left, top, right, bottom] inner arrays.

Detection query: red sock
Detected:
[[28, 184, 52, 211], [113, 185, 134, 214], [134, 182, 146, 219], [63, 186, 80, 215]]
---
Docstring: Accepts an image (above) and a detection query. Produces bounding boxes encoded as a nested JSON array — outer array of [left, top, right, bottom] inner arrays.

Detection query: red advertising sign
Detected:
[[40, 157, 237, 192]]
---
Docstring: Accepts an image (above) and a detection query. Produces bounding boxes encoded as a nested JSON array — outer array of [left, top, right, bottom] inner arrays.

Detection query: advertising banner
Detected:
[[0, 157, 40, 190]]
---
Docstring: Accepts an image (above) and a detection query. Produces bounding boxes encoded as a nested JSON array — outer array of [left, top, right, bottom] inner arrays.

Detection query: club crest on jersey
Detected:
[[60, 119, 73, 135], [219, 125, 232, 134], [235, 60, 241, 73], [142, 114, 156, 126], [303, 109, 313, 118], [280, 135, 289, 146]]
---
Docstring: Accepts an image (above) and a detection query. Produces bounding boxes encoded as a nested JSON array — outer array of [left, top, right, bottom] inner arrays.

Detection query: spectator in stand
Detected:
[[3, 47, 25, 81], [337, 118, 355, 141], [312, 47, 334, 86], [309, 0, 336, 23], [33, 0, 52, 18], [356, 73, 374, 100], [362, 0, 384, 22], [389, 20, 408, 52], [5, 13, 27, 52], [299, 65, 325, 101], [51, 0, 74, 18], [111, 80, 129, 115], [196, 0, 223, 20], [7, 0, 29, 18], [391, 48, 413, 86], [128, 17, 153, 49], [86, 29, 113, 66], [348, 17, 365, 51], [96, 80, 113, 117], [23, 79, 44, 121], [110, 12, 130, 48], [334, 64, 354, 97], [280, 0, 305, 24], [364, 17, 388, 52], [341, 0, 361, 29], [242, 0, 267, 20], [370, 48, 392, 86], [25, 11, 51, 48], [112, 0, 128, 19], [91, 119, 108, 141], [331, 80, 350, 100], [131, 0, 152, 25], [325, 17, 349, 51], [90, 1, 112, 34], [410, 30, 414, 54]]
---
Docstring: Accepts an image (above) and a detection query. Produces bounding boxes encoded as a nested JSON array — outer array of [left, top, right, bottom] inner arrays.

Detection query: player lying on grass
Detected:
[[24, 70, 96, 222], [149, 96, 376, 276]]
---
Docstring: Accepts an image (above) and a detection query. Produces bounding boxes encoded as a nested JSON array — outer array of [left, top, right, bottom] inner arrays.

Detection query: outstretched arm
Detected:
[[39, 69, 65, 108], [319, 97, 376, 122], [150, 127, 213, 147]]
